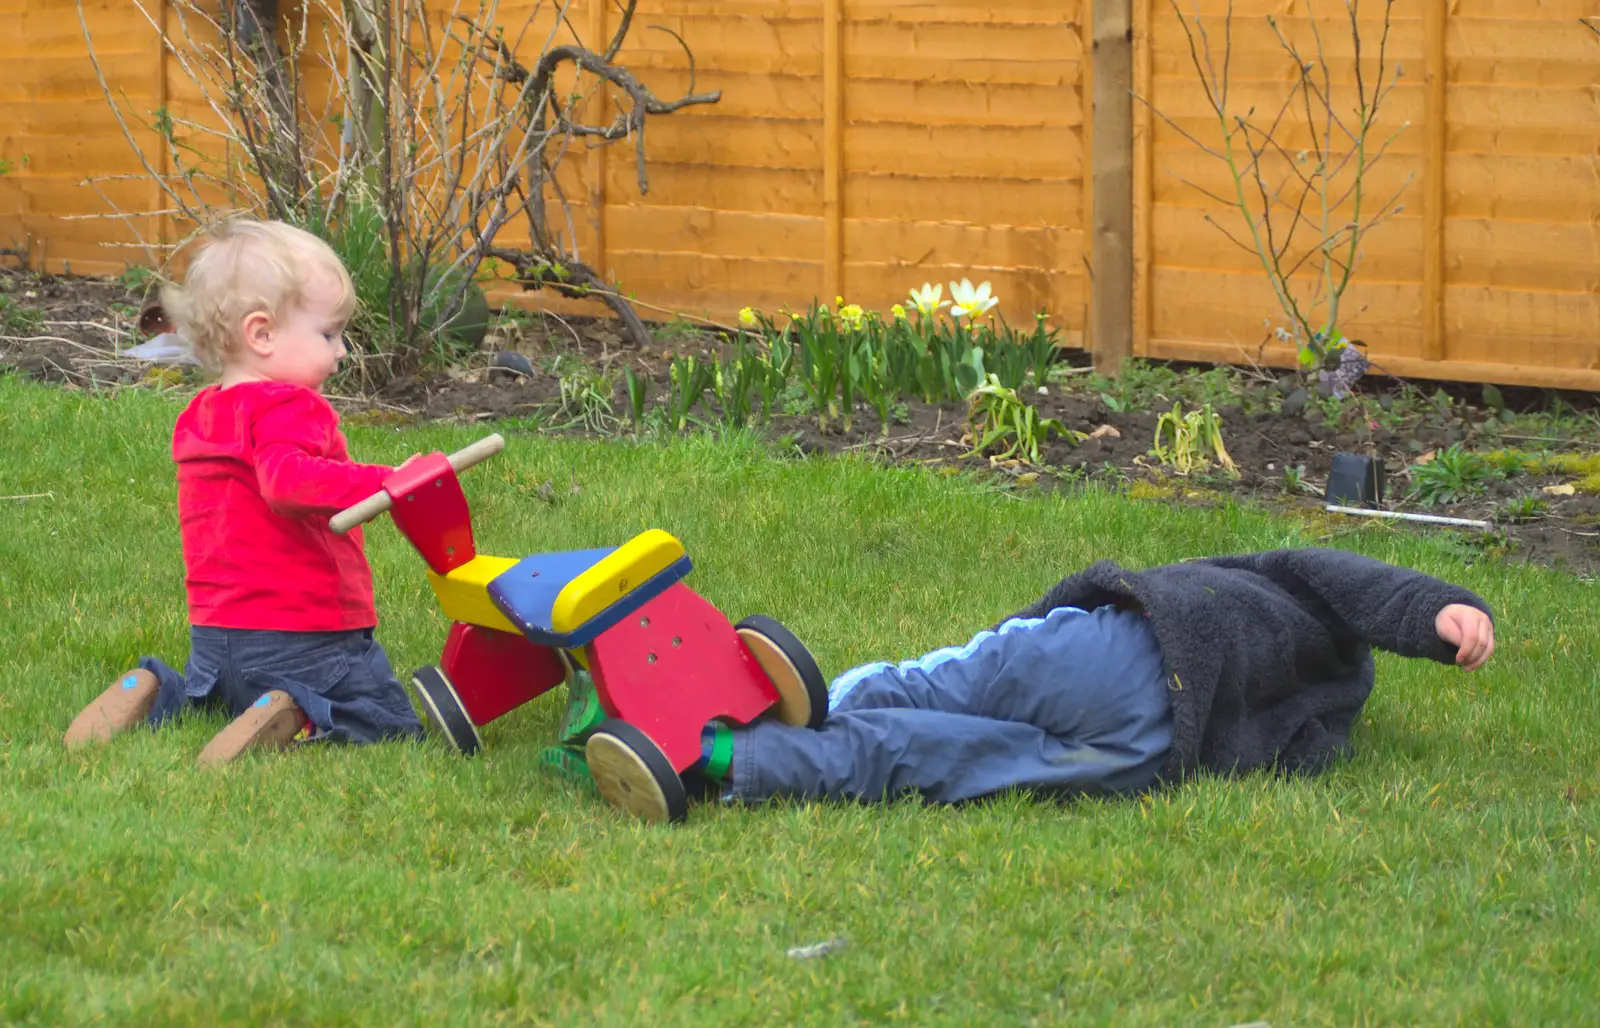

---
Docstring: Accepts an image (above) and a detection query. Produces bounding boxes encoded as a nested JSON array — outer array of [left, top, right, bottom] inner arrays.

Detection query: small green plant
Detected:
[[1023, 313, 1061, 388], [0, 294, 42, 335], [1485, 449, 1531, 477], [778, 381, 811, 418], [666, 354, 716, 432], [793, 305, 843, 431], [1495, 494, 1550, 524], [1151, 402, 1239, 478], [964, 375, 1079, 465], [1282, 463, 1319, 497], [713, 344, 761, 429], [116, 265, 159, 293], [656, 317, 702, 344], [623, 367, 651, 430], [753, 333, 793, 423], [550, 359, 618, 435], [495, 306, 536, 330], [1406, 445, 1502, 507], [855, 340, 896, 435]]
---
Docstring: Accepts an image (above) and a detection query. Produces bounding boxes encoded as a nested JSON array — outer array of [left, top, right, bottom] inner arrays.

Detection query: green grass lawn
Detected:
[[1, 374, 1596, 1026]]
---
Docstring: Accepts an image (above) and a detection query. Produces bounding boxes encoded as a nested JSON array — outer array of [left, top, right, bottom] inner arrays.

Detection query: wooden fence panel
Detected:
[[0, 0, 1596, 388], [0, 0, 165, 274], [1135, 0, 1600, 389]]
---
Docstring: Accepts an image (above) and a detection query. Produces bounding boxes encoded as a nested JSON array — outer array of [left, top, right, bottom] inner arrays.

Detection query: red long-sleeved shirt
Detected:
[[173, 381, 393, 631]]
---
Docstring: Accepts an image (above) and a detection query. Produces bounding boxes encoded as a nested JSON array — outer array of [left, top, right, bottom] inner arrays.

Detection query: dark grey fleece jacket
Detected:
[[1002, 548, 1494, 782]]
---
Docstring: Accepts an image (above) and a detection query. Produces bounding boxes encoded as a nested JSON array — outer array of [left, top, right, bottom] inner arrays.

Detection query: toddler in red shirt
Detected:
[[64, 218, 423, 764]]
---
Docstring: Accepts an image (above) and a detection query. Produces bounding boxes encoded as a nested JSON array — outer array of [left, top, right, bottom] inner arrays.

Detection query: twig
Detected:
[[0, 493, 53, 501], [843, 411, 946, 453], [321, 394, 421, 416], [1497, 434, 1600, 451], [0, 335, 115, 350], [44, 320, 135, 338]]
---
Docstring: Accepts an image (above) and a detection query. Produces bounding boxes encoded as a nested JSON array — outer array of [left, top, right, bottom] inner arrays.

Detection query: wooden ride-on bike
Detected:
[[329, 433, 828, 823]]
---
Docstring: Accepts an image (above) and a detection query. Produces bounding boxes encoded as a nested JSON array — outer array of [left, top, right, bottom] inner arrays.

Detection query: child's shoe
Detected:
[[539, 744, 594, 786], [196, 690, 312, 768], [64, 669, 160, 749], [557, 670, 607, 748]]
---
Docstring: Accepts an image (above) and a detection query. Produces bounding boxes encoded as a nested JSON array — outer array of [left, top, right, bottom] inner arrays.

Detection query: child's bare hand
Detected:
[[397, 452, 423, 470], [1435, 603, 1494, 671]]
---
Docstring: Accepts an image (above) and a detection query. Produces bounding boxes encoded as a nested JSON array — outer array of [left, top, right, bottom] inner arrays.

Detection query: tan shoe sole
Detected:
[[64, 670, 160, 749], [196, 690, 308, 768]]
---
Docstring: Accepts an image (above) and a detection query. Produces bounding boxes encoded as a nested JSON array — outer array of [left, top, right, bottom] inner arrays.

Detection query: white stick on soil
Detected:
[[1324, 505, 1490, 529]]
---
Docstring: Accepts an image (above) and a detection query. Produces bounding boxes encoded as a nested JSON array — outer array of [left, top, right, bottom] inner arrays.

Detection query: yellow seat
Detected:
[[486, 529, 692, 648], [426, 555, 519, 634], [550, 529, 688, 636]]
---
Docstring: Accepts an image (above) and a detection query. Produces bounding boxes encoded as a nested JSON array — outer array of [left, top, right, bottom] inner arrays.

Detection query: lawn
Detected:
[[1, 374, 1596, 1026]]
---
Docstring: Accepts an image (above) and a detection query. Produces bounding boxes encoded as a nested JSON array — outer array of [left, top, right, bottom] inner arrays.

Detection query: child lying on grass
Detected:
[[64, 218, 423, 765], [567, 547, 1494, 813]]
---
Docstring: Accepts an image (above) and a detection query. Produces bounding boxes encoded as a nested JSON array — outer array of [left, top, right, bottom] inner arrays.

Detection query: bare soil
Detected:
[[5, 266, 1599, 577]]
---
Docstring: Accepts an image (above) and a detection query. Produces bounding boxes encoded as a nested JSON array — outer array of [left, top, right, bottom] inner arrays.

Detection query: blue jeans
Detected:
[[727, 605, 1173, 805], [141, 626, 424, 745]]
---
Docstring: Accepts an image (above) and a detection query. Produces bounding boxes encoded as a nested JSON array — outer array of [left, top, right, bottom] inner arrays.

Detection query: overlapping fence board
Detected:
[[1137, 0, 1600, 388], [0, 0, 1596, 388]]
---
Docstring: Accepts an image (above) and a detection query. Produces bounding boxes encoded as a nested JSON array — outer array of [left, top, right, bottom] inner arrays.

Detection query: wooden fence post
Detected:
[[154, 0, 170, 260], [822, 0, 843, 304], [1422, 0, 1447, 362], [1090, 0, 1133, 377], [587, 0, 609, 280]]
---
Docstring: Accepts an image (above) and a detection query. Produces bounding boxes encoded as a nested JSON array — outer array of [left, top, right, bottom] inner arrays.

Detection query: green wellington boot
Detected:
[[540, 670, 607, 786]]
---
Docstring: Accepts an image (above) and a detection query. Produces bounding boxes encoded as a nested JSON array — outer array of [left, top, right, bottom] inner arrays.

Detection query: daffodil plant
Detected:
[[643, 278, 1068, 435]]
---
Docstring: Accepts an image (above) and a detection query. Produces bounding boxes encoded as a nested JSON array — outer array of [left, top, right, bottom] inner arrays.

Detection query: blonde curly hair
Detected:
[[162, 218, 356, 372]]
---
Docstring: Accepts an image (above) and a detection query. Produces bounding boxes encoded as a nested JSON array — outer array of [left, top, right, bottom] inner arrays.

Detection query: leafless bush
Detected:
[[1143, 0, 1408, 393], [76, 0, 719, 380]]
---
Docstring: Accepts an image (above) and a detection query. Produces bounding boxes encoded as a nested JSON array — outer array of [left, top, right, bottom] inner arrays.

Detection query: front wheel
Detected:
[[584, 720, 688, 824]]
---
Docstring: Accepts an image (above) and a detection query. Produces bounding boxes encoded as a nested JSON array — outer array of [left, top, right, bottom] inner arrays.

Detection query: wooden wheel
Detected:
[[584, 720, 688, 824], [411, 666, 483, 756], [736, 615, 828, 729]]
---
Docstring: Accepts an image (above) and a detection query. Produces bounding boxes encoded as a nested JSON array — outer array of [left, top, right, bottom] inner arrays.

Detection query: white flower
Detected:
[[907, 282, 947, 317], [948, 278, 997, 320]]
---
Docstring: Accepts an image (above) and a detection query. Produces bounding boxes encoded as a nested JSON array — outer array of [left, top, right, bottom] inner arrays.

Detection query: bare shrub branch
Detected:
[[1136, 0, 1409, 387], [75, 0, 721, 375]]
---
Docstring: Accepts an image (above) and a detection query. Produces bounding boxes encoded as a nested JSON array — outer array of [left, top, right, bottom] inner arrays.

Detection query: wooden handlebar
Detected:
[[329, 433, 505, 535]]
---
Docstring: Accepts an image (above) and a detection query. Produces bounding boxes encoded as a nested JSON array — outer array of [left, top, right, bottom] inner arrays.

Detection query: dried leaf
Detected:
[[1543, 483, 1577, 497], [1414, 449, 1437, 465], [1088, 424, 1122, 440], [1014, 472, 1040, 487]]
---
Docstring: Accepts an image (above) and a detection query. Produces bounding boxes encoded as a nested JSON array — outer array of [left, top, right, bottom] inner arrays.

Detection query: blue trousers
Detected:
[[140, 626, 424, 745], [727, 605, 1174, 806]]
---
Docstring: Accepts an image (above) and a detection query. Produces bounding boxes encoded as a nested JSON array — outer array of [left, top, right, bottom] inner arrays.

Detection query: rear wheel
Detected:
[[411, 666, 483, 757], [736, 615, 829, 729]]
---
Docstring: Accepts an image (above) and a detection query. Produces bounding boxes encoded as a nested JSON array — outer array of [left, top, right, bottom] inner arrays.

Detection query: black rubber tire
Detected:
[[411, 666, 483, 757], [735, 614, 829, 729], [584, 719, 688, 824]]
